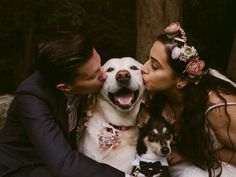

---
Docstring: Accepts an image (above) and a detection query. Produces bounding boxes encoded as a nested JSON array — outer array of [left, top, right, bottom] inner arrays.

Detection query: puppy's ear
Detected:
[[137, 103, 150, 128]]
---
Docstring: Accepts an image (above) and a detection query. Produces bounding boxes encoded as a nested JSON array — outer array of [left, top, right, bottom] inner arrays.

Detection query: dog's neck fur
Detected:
[[140, 148, 165, 161], [96, 93, 142, 126]]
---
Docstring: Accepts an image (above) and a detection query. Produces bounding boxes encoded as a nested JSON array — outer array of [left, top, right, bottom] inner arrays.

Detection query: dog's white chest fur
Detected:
[[79, 57, 144, 173], [79, 105, 139, 173]]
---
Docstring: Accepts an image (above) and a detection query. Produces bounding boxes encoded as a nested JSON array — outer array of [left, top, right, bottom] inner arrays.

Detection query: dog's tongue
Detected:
[[115, 95, 133, 105]]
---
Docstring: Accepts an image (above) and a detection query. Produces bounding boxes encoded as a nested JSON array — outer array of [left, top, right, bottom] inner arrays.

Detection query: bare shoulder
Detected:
[[207, 91, 236, 147], [207, 91, 236, 129], [208, 90, 236, 104]]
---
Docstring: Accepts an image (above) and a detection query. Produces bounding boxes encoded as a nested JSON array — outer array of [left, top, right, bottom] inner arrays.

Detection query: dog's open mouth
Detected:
[[108, 88, 139, 109]]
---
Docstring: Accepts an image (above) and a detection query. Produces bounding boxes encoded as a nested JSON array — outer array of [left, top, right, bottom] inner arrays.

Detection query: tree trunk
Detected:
[[136, 0, 183, 63], [227, 32, 236, 82], [16, 2, 36, 84], [16, 21, 35, 84]]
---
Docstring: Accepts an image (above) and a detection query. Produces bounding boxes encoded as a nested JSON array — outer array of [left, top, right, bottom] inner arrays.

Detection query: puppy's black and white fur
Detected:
[[132, 107, 173, 177]]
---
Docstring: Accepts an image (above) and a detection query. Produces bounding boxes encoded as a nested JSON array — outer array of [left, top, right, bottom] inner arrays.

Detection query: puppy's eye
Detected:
[[148, 132, 158, 142], [165, 130, 170, 136], [149, 132, 156, 137], [106, 68, 114, 72], [165, 131, 171, 138], [130, 66, 139, 70]]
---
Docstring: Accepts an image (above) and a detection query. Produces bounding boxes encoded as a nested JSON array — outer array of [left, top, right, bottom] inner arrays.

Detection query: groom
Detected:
[[0, 32, 130, 177]]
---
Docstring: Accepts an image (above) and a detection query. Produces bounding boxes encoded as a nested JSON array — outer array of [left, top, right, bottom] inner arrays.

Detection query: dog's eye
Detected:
[[165, 131, 171, 138], [130, 66, 139, 70], [106, 68, 114, 72], [149, 132, 156, 137], [148, 132, 158, 142], [165, 130, 170, 135]]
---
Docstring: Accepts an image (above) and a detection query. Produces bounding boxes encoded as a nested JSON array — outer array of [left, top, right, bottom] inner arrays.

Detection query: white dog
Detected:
[[79, 57, 145, 173]]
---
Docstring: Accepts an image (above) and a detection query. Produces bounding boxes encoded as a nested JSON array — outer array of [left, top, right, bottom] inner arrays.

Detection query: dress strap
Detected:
[[205, 102, 236, 115]]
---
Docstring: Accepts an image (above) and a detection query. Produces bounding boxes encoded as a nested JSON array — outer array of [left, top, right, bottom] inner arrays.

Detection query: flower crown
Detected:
[[164, 22, 206, 84]]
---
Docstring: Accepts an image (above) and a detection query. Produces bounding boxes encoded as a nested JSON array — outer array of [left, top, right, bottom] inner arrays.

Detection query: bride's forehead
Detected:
[[151, 41, 166, 53]]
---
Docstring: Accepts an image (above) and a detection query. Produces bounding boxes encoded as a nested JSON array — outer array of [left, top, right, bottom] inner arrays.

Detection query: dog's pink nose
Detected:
[[116, 70, 131, 83]]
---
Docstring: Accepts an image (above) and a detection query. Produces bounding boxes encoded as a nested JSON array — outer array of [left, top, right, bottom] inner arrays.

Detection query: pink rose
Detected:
[[164, 22, 181, 34], [186, 59, 205, 77]]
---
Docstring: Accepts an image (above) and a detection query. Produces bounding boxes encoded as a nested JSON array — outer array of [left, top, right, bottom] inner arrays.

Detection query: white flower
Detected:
[[171, 47, 181, 59], [179, 45, 198, 62], [184, 45, 197, 57]]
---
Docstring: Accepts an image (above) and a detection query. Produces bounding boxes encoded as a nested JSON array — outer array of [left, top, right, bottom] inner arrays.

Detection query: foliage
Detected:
[[0, 0, 136, 93], [0, 95, 14, 129], [47, 0, 86, 29]]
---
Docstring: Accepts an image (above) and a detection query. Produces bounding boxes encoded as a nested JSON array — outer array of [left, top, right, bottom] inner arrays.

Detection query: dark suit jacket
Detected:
[[0, 71, 124, 177]]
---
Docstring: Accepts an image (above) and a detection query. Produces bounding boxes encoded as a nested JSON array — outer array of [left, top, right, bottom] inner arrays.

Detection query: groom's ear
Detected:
[[56, 83, 72, 92], [137, 103, 150, 128]]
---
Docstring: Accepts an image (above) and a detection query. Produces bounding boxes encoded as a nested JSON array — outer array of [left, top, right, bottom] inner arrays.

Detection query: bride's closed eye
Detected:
[[151, 59, 161, 70]]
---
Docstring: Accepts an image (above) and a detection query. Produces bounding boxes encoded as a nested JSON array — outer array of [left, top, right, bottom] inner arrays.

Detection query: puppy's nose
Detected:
[[116, 70, 131, 84], [161, 147, 170, 155]]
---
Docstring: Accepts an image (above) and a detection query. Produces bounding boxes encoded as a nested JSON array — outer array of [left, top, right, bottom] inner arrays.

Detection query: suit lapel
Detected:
[[56, 94, 70, 140]]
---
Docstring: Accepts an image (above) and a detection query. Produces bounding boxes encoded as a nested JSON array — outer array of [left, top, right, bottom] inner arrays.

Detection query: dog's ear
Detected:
[[137, 103, 150, 128]]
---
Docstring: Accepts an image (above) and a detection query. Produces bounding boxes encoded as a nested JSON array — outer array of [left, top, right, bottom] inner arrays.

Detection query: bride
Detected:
[[141, 22, 236, 177]]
